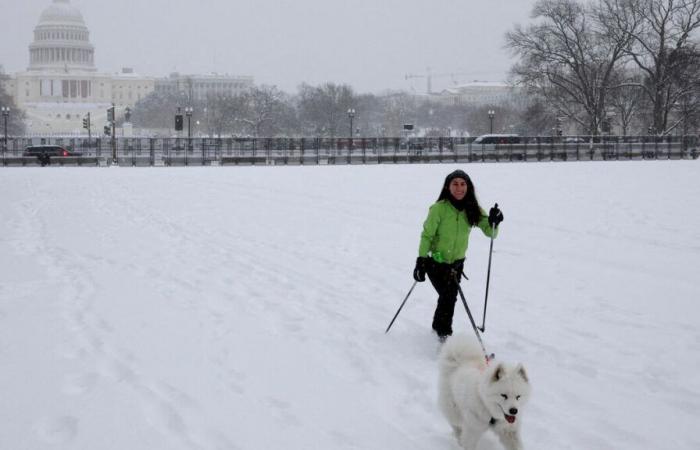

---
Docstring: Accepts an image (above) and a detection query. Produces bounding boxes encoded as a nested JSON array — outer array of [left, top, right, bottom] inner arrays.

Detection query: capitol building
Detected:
[[0, 0, 253, 135]]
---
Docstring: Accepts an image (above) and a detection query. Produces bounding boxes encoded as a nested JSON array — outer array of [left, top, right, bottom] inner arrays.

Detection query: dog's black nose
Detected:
[[509, 408, 518, 415]]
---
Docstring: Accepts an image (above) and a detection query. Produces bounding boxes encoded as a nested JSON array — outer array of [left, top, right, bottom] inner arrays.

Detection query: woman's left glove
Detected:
[[488, 203, 504, 228], [413, 257, 429, 282]]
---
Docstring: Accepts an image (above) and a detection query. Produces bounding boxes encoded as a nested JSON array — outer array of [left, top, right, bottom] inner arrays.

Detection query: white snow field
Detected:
[[1, 161, 699, 450]]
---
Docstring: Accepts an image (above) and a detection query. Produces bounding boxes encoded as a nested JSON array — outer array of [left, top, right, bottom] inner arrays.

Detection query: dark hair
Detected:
[[438, 170, 483, 226]]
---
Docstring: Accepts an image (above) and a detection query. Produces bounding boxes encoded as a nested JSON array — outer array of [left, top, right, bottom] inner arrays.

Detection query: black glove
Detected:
[[488, 203, 504, 228], [413, 256, 429, 282]]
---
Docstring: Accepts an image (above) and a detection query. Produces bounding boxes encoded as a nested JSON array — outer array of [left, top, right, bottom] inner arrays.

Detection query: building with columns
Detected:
[[0, 0, 252, 135], [432, 81, 526, 108]]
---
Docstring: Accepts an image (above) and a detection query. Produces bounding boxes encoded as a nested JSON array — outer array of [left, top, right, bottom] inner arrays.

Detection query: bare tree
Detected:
[[379, 92, 418, 136], [506, 0, 640, 134], [623, 0, 700, 133], [297, 83, 355, 137], [237, 85, 285, 137], [607, 69, 648, 135], [352, 93, 384, 137], [131, 90, 188, 132], [0, 77, 26, 136], [668, 45, 700, 134]]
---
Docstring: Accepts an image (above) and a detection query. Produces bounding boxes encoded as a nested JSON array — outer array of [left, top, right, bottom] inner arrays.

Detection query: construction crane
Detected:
[[405, 68, 487, 94]]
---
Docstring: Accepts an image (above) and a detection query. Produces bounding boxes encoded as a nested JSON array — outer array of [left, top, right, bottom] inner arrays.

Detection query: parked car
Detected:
[[473, 134, 521, 145], [562, 136, 588, 144], [23, 145, 82, 157]]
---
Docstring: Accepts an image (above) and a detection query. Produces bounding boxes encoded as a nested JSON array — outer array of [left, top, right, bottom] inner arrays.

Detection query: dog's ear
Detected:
[[515, 364, 529, 383], [490, 364, 505, 383]]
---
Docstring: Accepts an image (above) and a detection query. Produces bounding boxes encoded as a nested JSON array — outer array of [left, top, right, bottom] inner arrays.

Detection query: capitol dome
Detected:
[[28, 0, 96, 72], [39, 0, 85, 24]]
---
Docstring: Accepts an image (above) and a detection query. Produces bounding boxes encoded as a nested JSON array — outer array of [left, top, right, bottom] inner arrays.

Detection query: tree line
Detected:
[[133, 0, 700, 140], [507, 0, 700, 135], [129, 83, 540, 138]]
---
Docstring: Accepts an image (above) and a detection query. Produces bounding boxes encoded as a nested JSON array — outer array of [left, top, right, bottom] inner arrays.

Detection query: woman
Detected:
[[413, 169, 503, 341]]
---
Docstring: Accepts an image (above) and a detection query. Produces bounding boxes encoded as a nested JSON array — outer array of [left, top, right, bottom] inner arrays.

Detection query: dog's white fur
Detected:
[[438, 334, 531, 450]]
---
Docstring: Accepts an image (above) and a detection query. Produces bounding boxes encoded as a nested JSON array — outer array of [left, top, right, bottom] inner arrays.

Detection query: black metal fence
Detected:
[[2, 135, 698, 166]]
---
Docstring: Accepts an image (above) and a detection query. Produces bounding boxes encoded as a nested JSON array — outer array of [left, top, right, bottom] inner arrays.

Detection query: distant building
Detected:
[[156, 72, 254, 102], [0, 0, 252, 135], [432, 81, 526, 108]]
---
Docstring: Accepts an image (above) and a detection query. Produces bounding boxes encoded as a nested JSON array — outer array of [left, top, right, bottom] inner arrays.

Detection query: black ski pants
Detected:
[[427, 258, 464, 337]]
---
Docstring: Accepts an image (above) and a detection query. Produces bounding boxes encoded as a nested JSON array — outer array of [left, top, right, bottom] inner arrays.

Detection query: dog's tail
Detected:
[[438, 334, 487, 375]]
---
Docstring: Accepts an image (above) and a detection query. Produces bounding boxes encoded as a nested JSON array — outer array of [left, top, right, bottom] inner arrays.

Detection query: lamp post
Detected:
[[555, 117, 562, 138], [1, 106, 9, 153], [347, 108, 355, 139], [185, 106, 193, 151], [347, 108, 356, 151], [488, 109, 495, 134]]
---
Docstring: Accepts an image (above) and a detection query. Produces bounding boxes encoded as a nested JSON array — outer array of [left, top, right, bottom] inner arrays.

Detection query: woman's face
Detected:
[[449, 178, 468, 201]]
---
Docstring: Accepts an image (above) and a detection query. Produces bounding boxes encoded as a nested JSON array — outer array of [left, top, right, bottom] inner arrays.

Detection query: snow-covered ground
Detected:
[[0, 161, 698, 450]]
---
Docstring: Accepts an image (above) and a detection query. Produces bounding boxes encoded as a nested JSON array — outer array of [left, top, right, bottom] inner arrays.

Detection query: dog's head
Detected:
[[479, 362, 531, 426]]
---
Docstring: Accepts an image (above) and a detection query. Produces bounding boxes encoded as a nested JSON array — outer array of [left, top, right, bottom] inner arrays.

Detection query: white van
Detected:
[[473, 134, 521, 144]]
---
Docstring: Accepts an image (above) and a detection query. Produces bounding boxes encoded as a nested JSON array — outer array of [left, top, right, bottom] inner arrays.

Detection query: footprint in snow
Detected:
[[62, 372, 99, 395], [34, 416, 78, 444]]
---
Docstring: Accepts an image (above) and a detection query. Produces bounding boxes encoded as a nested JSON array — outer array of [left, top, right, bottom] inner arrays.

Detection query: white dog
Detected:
[[438, 334, 531, 450]]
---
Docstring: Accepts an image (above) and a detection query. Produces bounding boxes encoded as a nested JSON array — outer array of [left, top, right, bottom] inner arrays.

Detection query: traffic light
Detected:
[[82, 114, 90, 130], [107, 106, 115, 122], [104, 125, 111, 136], [175, 114, 183, 131]]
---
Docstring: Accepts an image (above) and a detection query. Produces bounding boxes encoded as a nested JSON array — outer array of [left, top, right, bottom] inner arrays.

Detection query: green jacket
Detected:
[[418, 200, 498, 264]]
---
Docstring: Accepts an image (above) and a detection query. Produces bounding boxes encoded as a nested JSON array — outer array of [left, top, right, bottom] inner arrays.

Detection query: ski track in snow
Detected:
[[1, 163, 699, 450]]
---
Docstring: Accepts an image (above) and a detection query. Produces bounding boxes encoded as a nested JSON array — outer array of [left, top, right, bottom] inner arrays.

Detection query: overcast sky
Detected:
[[1, 0, 538, 94]]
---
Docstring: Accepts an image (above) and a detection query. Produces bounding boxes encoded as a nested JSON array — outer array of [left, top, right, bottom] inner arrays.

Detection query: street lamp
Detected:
[[347, 108, 356, 151], [185, 106, 193, 151], [488, 110, 495, 134], [347, 108, 356, 139], [1, 107, 9, 153]]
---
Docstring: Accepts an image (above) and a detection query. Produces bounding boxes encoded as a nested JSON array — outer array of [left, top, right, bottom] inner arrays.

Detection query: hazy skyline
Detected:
[[1, 0, 538, 94]]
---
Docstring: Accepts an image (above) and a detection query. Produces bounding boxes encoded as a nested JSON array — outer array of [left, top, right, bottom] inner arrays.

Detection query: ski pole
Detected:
[[456, 283, 492, 362], [480, 224, 495, 333], [385, 280, 418, 334]]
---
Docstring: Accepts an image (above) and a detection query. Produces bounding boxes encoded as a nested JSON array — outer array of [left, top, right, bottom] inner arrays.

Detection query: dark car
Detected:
[[23, 145, 82, 157], [23, 145, 82, 166]]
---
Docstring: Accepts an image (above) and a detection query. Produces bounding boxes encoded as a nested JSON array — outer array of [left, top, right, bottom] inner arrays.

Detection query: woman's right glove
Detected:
[[413, 256, 429, 282]]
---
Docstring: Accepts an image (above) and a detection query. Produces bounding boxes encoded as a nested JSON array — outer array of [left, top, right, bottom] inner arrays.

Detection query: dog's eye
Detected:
[[501, 394, 508, 400], [516, 395, 521, 400]]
